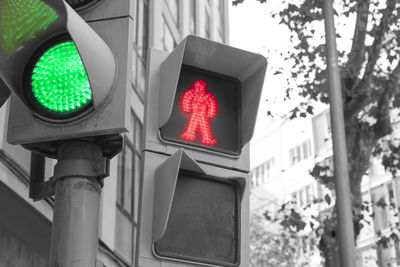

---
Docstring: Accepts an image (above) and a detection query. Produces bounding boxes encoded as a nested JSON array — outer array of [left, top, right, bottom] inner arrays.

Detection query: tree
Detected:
[[250, 203, 323, 266], [233, 0, 400, 266], [250, 211, 299, 266]]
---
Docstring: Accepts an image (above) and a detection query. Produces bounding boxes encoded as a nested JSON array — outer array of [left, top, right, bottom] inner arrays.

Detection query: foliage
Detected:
[[234, 0, 400, 265], [250, 211, 303, 266], [253, 193, 400, 266], [250, 201, 325, 266]]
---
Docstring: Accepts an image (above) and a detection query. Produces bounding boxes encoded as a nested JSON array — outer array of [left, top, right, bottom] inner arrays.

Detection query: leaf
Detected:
[[231, 0, 244, 6], [390, 233, 399, 242], [378, 236, 390, 249], [324, 194, 331, 205], [376, 197, 387, 209], [263, 210, 272, 221], [306, 105, 314, 115]]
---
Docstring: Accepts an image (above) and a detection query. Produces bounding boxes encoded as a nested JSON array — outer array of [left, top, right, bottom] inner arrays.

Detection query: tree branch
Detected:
[[374, 62, 400, 138], [355, 0, 396, 90], [345, 0, 370, 80], [344, 0, 396, 118]]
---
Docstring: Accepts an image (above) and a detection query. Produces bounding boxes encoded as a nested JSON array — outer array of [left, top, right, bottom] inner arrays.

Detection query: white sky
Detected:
[[228, 1, 292, 136], [228, 1, 356, 137]]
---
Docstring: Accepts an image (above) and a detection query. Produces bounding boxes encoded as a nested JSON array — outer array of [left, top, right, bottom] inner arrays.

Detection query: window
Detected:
[[205, 10, 210, 39], [394, 177, 400, 222], [264, 157, 276, 180], [305, 184, 313, 205], [255, 167, 260, 186], [134, 0, 149, 59], [371, 184, 389, 231], [312, 110, 332, 155], [189, 0, 196, 34], [395, 240, 400, 265], [123, 145, 133, 213], [165, 0, 179, 25], [162, 20, 176, 52], [250, 157, 276, 187], [117, 144, 133, 214], [215, 0, 225, 42], [115, 112, 143, 263], [132, 113, 143, 223], [291, 192, 297, 202], [316, 182, 323, 200], [132, 0, 149, 100], [299, 189, 305, 207], [250, 170, 254, 187], [289, 139, 312, 166], [293, 184, 316, 208]]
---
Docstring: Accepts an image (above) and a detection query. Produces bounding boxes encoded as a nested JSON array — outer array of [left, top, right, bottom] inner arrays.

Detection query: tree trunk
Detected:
[[320, 215, 339, 267], [320, 118, 376, 266]]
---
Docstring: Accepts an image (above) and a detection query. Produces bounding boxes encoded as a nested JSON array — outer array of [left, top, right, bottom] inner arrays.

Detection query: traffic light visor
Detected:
[[154, 170, 241, 267], [155, 35, 267, 157]]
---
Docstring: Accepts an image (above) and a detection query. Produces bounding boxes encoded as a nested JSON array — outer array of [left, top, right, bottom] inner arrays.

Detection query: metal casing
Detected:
[[77, 0, 134, 22], [137, 150, 250, 267], [4, 1, 132, 146], [0, 78, 10, 108], [144, 37, 267, 172], [139, 36, 266, 266]]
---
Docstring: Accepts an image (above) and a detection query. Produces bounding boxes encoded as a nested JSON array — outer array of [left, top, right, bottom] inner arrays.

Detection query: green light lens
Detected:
[[31, 41, 92, 113]]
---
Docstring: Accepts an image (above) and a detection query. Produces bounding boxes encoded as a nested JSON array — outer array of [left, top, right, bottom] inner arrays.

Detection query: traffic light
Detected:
[[0, 0, 133, 153], [160, 68, 241, 155], [138, 36, 267, 267]]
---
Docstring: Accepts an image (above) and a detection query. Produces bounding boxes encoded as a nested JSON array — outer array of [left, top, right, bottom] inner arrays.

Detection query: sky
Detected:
[[228, 1, 293, 136], [228, 1, 356, 138]]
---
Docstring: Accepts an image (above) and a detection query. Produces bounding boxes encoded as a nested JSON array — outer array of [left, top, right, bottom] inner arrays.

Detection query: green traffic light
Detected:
[[30, 41, 92, 113]]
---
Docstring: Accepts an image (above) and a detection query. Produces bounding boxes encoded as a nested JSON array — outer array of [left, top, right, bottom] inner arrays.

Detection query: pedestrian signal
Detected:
[[137, 36, 267, 267], [160, 66, 241, 155]]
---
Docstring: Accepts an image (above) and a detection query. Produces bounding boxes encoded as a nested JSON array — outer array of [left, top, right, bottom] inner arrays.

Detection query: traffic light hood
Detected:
[[5, 0, 132, 148], [159, 35, 267, 148], [152, 148, 245, 243]]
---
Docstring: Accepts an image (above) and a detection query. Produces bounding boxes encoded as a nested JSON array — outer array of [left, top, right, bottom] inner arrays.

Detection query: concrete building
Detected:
[[0, 1, 229, 266], [250, 107, 400, 266]]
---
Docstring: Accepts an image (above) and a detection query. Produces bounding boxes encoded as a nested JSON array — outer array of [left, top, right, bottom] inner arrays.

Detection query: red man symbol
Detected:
[[179, 79, 217, 146]]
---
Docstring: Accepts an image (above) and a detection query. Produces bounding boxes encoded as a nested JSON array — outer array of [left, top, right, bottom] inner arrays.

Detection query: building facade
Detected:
[[0, 1, 229, 266], [250, 107, 400, 266]]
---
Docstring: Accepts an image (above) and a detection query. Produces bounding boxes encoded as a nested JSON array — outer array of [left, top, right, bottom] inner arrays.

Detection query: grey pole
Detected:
[[49, 141, 105, 267], [322, 1, 356, 267]]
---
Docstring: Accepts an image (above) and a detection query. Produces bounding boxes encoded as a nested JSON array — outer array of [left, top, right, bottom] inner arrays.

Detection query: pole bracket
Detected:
[[53, 157, 110, 181], [29, 135, 122, 201], [30, 157, 109, 201]]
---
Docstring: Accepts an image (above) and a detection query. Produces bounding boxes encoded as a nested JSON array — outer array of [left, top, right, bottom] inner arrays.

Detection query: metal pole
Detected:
[[322, 1, 356, 267], [49, 141, 103, 267]]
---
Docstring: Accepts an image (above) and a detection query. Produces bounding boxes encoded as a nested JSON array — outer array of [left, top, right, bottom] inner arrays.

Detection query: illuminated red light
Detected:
[[179, 80, 217, 146]]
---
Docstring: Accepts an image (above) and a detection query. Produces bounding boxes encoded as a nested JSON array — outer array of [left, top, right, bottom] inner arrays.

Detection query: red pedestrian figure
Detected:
[[180, 79, 217, 146]]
